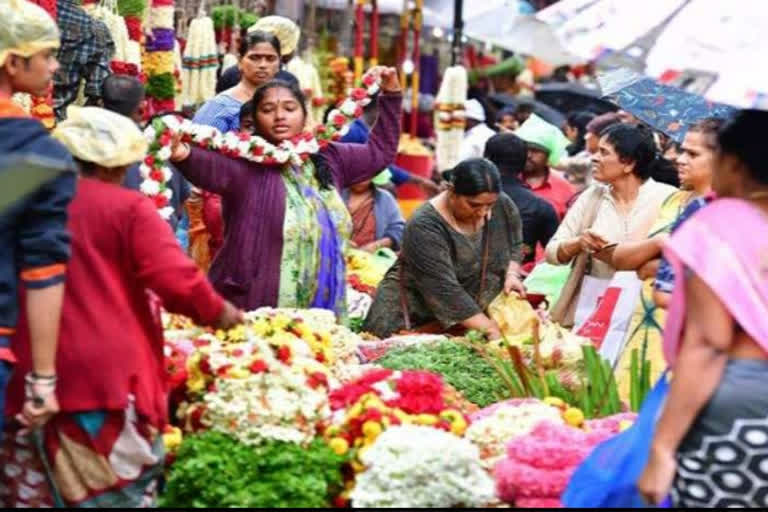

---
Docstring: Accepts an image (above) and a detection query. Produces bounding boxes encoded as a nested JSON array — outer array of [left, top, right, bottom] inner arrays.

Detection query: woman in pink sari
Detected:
[[638, 109, 768, 507]]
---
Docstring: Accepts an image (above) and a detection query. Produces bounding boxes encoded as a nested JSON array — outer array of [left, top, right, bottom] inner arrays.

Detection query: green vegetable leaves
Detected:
[[160, 432, 347, 508], [376, 341, 511, 407]]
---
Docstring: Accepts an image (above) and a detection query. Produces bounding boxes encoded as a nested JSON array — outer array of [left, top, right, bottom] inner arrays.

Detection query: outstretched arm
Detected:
[[324, 68, 403, 188]]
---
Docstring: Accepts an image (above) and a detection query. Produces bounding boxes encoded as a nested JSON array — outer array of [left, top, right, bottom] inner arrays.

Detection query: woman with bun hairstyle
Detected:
[[364, 158, 525, 339]]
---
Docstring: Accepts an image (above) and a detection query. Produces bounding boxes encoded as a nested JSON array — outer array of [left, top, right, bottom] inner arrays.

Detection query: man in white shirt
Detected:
[[458, 99, 496, 161]]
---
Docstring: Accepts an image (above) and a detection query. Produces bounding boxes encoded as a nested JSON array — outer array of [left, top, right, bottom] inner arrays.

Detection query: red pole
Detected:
[[370, 0, 379, 67], [354, 0, 365, 81]]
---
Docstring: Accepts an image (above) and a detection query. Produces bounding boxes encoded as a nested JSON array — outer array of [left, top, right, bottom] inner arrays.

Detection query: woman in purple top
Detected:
[[169, 68, 402, 318]]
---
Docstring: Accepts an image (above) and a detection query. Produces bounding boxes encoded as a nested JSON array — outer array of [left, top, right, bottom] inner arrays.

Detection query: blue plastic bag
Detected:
[[562, 371, 669, 508]]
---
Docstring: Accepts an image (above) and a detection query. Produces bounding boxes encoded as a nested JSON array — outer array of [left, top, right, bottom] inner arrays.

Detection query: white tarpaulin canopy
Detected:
[[495, 0, 768, 108]]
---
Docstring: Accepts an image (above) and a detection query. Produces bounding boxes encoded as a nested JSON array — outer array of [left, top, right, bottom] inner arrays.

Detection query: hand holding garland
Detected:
[[149, 68, 385, 216]]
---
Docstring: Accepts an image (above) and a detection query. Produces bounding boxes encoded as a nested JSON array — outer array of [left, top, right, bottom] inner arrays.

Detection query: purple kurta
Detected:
[[176, 93, 403, 310]]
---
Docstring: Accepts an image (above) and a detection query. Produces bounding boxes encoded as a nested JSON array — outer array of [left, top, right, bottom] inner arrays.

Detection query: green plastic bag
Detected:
[[523, 262, 571, 311]]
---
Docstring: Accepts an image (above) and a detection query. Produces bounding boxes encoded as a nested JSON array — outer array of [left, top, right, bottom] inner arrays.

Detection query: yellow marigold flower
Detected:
[[329, 437, 349, 455], [271, 314, 291, 330], [362, 421, 382, 439], [563, 407, 585, 427], [415, 414, 438, 426]]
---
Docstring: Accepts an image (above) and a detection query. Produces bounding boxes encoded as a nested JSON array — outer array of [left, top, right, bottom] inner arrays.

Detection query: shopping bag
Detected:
[[523, 262, 571, 311], [562, 371, 670, 508], [573, 271, 643, 367]]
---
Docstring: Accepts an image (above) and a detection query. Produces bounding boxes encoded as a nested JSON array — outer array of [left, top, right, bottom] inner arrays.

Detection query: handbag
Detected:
[[550, 185, 606, 327], [562, 371, 670, 508]]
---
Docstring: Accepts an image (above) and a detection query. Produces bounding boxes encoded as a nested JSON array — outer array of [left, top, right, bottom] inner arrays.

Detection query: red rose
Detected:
[[354, 105, 363, 118], [249, 359, 268, 373], [315, 351, 326, 363], [351, 88, 368, 101], [363, 73, 377, 87], [252, 145, 265, 156], [307, 372, 328, 389], [238, 131, 250, 141], [216, 363, 233, 377], [193, 338, 210, 348], [315, 124, 326, 135], [199, 356, 212, 375], [189, 406, 206, 430], [153, 194, 169, 208], [231, 348, 244, 357], [159, 132, 172, 146], [332, 113, 347, 128], [277, 346, 292, 364], [149, 169, 164, 182], [144, 155, 155, 167]]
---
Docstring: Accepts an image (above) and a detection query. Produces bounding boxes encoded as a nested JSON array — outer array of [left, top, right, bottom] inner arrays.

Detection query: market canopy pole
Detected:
[[451, 0, 463, 66], [370, 0, 379, 68], [409, 0, 423, 137], [354, 0, 365, 81]]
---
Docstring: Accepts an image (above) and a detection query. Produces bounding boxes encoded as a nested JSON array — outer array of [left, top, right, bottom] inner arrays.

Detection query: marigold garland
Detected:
[[140, 70, 382, 217], [144, 51, 174, 75], [145, 28, 175, 52], [146, 72, 176, 99], [117, 0, 145, 18], [124, 16, 143, 41]]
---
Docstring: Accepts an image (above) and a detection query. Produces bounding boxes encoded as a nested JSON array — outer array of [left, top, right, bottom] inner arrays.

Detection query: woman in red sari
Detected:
[[0, 107, 242, 508]]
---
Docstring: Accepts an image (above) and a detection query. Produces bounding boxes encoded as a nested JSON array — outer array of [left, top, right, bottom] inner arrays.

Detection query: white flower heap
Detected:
[[181, 328, 332, 446], [141, 70, 382, 217], [350, 425, 495, 508]]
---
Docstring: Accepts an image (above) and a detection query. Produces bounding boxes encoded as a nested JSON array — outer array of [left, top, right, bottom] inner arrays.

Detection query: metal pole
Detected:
[[451, 0, 463, 66]]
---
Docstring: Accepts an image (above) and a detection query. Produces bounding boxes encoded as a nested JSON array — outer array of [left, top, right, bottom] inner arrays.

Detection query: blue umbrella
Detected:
[[598, 68, 737, 143]]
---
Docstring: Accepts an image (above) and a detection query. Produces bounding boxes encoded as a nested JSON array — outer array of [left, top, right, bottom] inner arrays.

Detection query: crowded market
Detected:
[[0, 0, 767, 507]]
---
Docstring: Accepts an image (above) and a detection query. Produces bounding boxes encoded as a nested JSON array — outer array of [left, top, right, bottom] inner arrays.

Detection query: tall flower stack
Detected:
[[82, 0, 140, 77], [434, 65, 468, 172], [144, 0, 176, 116], [141, 68, 381, 217], [117, 0, 146, 73], [180, 15, 217, 108]]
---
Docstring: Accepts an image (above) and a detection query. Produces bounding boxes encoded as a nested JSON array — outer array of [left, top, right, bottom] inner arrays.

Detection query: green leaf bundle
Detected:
[[160, 432, 347, 508], [376, 340, 511, 407]]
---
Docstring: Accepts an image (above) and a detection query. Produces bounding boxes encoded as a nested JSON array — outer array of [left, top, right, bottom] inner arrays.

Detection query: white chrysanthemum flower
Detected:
[[157, 146, 172, 161], [140, 179, 160, 196], [340, 99, 358, 117], [351, 425, 495, 508]]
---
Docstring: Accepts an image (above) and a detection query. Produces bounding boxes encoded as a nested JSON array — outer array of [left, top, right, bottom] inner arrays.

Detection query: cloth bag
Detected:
[[562, 371, 670, 508], [550, 186, 606, 327], [573, 271, 643, 367]]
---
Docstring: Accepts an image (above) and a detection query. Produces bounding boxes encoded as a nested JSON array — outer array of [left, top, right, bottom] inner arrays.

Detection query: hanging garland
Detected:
[[144, 0, 176, 117], [140, 71, 382, 219]]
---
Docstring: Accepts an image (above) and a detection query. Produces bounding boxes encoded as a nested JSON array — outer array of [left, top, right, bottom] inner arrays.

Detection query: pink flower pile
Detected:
[[494, 413, 637, 508]]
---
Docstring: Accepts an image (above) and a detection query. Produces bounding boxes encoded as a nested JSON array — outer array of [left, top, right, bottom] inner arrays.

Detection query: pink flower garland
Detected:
[[140, 70, 382, 217]]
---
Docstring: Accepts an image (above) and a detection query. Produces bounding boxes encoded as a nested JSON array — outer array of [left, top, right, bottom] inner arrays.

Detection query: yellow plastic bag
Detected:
[[487, 293, 538, 341]]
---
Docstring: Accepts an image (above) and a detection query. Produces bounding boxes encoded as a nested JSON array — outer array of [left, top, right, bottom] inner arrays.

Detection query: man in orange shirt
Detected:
[[517, 113, 576, 219]]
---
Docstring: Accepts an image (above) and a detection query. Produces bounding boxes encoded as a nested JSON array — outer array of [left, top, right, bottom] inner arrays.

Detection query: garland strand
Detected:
[[140, 71, 382, 218]]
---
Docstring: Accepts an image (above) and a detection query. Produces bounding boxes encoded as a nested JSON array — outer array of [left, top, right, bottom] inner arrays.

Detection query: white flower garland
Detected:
[[142, 70, 382, 218]]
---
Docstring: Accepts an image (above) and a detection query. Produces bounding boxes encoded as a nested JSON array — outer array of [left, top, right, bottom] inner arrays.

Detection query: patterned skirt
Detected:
[[672, 359, 768, 508], [0, 396, 164, 508]]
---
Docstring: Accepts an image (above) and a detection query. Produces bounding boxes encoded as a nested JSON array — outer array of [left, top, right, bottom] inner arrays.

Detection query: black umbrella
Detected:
[[488, 93, 566, 127], [535, 82, 618, 116]]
